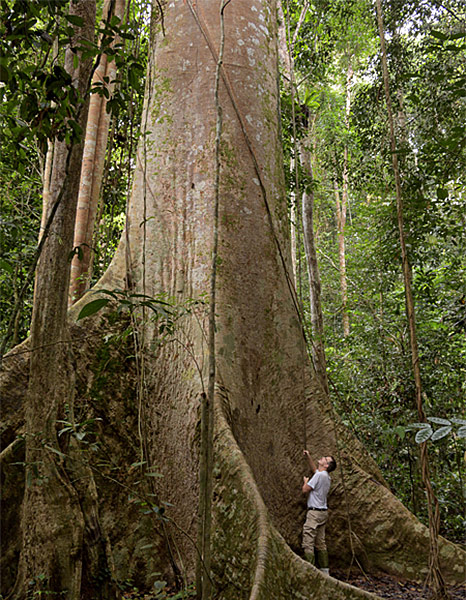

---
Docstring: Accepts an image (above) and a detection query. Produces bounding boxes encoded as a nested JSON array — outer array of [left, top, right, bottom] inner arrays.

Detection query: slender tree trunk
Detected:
[[280, 0, 329, 384], [301, 139, 329, 394], [277, 0, 292, 81], [289, 186, 298, 281], [335, 58, 352, 338], [12, 2, 96, 599], [375, 2, 448, 598], [277, 1, 299, 287], [39, 37, 58, 245], [69, 0, 125, 304], [40, 143, 54, 242]]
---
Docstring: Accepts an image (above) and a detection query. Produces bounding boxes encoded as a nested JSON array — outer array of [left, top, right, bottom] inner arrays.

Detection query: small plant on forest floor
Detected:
[[77, 289, 207, 332], [24, 573, 67, 598], [122, 582, 196, 599]]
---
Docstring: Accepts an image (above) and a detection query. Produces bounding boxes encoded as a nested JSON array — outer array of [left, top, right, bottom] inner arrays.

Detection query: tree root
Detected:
[[213, 398, 382, 599]]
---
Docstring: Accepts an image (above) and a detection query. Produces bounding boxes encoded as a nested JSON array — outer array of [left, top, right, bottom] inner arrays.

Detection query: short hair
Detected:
[[327, 456, 337, 473]]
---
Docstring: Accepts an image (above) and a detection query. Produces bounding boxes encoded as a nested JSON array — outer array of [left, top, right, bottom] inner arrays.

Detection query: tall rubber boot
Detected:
[[304, 552, 315, 565], [316, 550, 329, 574]]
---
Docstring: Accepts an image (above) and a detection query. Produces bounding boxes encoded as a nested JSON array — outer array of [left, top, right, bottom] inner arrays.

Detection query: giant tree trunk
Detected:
[[1, 1, 465, 598]]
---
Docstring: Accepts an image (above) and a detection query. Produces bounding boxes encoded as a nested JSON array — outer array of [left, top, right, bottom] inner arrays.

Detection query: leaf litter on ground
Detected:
[[332, 568, 466, 600]]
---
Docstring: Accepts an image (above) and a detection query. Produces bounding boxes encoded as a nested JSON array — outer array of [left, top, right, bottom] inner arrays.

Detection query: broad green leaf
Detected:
[[430, 31, 447, 41], [0, 259, 13, 274], [77, 298, 110, 320], [457, 426, 466, 438], [415, 427, 432, 443], [65, 14, 84, 26], [427, 416, 451, 425], [431, 426, 452, 441], [395, 426, 405, 439], [451, 418, 466, 425], [153, 581, 166, 591], [0, 63, 10, 82]]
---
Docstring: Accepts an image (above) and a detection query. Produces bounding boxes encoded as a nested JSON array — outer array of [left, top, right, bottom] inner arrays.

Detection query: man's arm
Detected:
[[303, 449, 317, 474], [302, 476, 312, 494]]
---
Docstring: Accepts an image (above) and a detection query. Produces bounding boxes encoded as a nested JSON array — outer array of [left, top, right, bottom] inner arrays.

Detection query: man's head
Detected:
[[320, 456, 337, 473]]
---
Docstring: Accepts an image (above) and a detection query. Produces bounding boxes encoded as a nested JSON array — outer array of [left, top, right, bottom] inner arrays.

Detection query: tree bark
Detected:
[[11, 2, 96, 599], [375, 1, 449, 598], [69, 0, 125, 304], [1, 1, 465, 598]]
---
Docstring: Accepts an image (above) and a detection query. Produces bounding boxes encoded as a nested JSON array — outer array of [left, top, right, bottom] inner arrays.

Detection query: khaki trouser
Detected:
[[302, 509, 328, 554]]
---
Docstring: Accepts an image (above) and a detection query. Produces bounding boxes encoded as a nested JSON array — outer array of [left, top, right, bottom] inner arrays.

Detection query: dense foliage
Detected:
[[0, 0, 149, 350], [281, 0, 465, 541]]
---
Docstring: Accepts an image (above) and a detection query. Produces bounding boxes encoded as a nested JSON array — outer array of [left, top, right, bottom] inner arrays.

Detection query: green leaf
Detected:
[[427, 416, 451, 426], [430, 31, 447, 41], [58, 426, 73, 436], [430, 426, 452, 441], [69, 119, 83, 139], [153, 581, 166, 591], [0, 63, 10, 82], [68, 245, 83, 261], [394, 426, 405, 439], [415, 427, 432, 443], [65, 14, 84, 27], [77, 298, 110, 320], [451, 418, 466, 425], [44, 445, 66, 458], [457, 426, 466, 438], [0, 259, 13, 274]]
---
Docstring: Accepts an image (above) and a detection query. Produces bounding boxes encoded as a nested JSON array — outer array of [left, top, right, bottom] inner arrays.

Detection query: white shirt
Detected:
[[307, 470, 331, 509]]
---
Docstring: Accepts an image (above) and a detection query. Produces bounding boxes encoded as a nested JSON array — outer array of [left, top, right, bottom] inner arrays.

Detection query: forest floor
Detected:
[[332, 568, 466, 599], [123, 571, 466, 600]]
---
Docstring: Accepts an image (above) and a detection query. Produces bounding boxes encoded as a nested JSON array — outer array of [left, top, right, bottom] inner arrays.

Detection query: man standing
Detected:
[[302, 450, 337, 574]]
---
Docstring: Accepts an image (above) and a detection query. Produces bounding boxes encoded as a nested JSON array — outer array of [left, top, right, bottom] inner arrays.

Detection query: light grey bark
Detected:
[[69, 0, 126, 304], [301, 142, 329, 395]]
